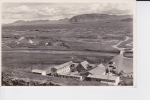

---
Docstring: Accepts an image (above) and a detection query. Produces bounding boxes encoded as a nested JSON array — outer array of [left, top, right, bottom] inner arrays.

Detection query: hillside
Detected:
[[3, 13, 133, 26], [69, 13, 132, 23], [4, 18, 69, 26]]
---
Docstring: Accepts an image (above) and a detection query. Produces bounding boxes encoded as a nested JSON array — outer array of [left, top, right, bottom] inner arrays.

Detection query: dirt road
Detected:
[[112, 36, 130, 55]]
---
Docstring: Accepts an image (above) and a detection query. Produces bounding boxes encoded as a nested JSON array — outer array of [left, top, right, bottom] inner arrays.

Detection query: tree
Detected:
[[105, 68, 109, 75]]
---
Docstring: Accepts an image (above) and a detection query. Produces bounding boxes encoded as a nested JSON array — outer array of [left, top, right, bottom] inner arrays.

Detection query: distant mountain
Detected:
[[3, 13, 133, 26], [69, 13, 132, 23], [6, 18, 69, 26]]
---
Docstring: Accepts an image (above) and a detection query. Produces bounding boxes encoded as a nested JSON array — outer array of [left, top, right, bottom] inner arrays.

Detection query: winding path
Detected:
[[112, 36, 130, 55]]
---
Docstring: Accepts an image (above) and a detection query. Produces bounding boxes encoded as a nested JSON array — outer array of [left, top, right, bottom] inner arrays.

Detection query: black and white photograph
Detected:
[[1, 2, 135, 86]]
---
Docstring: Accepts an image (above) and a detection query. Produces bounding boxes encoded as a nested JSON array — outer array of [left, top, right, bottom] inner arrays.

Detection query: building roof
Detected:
[[98, 63, 105, 68], [53, 61, 73, 69], [89, 64, 96, 68], [42, 67, 51, 74], [73, 63, 79, 68], [80, 60, 89, 69], [87, 74, 118, 81], [110, 54, 133, 73], [88, 64, 105, 75]]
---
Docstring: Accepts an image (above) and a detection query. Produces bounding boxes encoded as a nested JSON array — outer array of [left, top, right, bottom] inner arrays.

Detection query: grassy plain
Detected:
[[2, 20, 133, 86]]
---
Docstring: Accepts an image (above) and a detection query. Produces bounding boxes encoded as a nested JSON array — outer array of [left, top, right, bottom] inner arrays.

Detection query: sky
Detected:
[[2, 3, 133, 24]]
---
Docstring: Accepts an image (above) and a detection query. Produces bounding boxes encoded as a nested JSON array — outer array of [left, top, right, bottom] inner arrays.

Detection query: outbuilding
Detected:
[[51, 61, 75, 76], [76, 61, 89, 72], [87, 74, 120, 86]]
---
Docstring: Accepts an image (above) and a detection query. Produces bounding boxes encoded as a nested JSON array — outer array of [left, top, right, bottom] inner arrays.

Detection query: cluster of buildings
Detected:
[[32, 60, 121, 86], [14, 36, 63, 47]]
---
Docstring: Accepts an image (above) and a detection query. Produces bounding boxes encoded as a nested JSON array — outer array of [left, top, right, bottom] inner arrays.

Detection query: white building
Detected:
[[51, 61, 75, 76], [87, 74, 120, 86]]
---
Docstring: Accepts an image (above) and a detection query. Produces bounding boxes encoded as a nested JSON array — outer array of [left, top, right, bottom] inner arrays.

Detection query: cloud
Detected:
[[2, 3, 133, 23], [4, 5, 31, 14]]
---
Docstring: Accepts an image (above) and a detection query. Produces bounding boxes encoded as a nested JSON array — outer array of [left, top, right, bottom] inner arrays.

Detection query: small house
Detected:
[[51, 61, 74, 76], [31, 69, 43, 74], [76, 61, 89, 72], [41, 69, 51, 76]]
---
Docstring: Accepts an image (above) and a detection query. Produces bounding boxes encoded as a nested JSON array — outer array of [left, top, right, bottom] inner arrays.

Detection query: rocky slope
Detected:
[[69, 13, 132, 23]]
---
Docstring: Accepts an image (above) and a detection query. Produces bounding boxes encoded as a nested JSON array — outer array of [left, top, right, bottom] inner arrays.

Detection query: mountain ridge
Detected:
[[69, 13, 132, 23], [3, 14, 133, 26]]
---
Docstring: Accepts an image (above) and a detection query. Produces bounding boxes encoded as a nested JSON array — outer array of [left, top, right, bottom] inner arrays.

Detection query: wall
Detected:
[[114, 77, 120, 86], [51, 68, 57, 76], [57, 74, 82, 81], [76, 64, 86, 72], [57, 65, 71, 74], [87, 77, 116, 85]]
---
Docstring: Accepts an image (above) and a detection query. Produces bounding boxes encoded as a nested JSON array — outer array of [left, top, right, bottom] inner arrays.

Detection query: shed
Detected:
[[76, 61, 89, 72], [42, 68, 51, 76], [51, 61, 74, 76], [31, 69, 43, 74]]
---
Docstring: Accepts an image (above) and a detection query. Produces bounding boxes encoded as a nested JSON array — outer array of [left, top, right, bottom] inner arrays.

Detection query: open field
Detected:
[[2, 18, 133, 86], [2, 51, 114, 66], [2, 20, 132, 52]]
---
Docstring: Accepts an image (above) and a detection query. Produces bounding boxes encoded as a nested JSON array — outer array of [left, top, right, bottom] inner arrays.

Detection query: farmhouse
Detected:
[[51, 61, 75, 76], [87, 74, 120, 85], [31, 60, 121, 85], [76, 61, 90, 72]]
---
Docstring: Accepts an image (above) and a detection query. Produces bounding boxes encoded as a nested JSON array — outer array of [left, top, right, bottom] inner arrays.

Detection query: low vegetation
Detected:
[[2, 15, 133, 86]]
